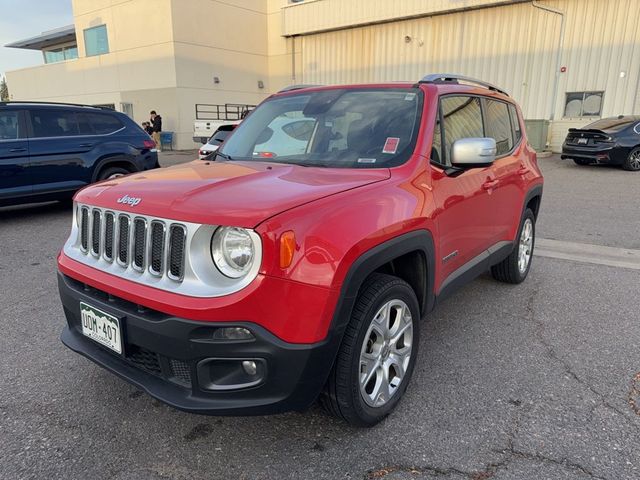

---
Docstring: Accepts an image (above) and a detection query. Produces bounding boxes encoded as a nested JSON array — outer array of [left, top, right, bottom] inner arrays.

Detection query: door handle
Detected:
[[79, 143, 94, 148], [482, 179, 499, 190], [517, 166, 530, 175], [9, 148, 27, 153]]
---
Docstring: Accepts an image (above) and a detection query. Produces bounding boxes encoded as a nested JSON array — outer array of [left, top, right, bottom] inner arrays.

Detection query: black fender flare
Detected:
[[523, 184, 543, 219], [326, 229, 436, 347]]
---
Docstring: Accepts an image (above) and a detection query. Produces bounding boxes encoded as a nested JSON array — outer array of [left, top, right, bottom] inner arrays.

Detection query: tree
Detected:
[[0, 76, 8, 101]]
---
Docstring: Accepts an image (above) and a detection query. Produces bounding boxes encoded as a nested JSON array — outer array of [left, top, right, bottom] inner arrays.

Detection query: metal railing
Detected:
[[195, 103, 256, 121]]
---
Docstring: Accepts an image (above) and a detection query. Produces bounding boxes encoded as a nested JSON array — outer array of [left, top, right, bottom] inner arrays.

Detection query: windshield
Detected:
[[219, 88, 423, 168]]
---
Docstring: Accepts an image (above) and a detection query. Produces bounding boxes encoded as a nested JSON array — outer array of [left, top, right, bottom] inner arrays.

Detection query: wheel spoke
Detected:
[[360, 355, 380, 388], [390, 321, 412, 346]]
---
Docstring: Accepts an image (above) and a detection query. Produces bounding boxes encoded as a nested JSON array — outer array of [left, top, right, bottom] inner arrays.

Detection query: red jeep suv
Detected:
[[58, 75, 543, 426]]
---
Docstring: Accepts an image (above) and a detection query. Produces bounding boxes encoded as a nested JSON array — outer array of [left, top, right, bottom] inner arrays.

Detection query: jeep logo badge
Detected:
[[117, 195, 141, 207]]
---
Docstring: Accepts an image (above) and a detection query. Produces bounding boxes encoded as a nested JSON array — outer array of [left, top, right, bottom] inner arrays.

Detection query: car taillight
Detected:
[[143, 139, 156, 149]]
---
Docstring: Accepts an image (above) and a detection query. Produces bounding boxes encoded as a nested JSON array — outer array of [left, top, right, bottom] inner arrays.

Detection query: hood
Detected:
[[75, 160, 390, 227]]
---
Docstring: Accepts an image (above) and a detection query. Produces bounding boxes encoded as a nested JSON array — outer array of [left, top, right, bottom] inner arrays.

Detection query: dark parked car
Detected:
[[0, 102, 159, 207], [198, 124, 237, 159], [561, 116, 640, 171]]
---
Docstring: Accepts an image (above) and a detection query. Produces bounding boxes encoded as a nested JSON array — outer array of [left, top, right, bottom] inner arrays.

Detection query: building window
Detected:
[[84, 25, 109, 56], [564, 92, 604, 118], [43, 45, 78, 64]]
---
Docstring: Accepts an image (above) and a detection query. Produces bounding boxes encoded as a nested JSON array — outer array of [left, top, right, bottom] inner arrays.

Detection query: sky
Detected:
[[0, 0, 73, 78]]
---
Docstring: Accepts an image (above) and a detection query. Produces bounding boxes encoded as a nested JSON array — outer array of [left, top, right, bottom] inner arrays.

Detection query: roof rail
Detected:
[[0, 101, 111, 109], [419, 74, 509, 97], [277, 84, 323, 93]]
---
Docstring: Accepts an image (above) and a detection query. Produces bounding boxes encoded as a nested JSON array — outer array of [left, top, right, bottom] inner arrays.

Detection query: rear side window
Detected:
[[0, 111, 20, 140], [484, 99, 514, 156], [31, 110, 79, 137], [509, 104, 522, 143], [85, 113, 123, 134], [441, 96, 484, 165]]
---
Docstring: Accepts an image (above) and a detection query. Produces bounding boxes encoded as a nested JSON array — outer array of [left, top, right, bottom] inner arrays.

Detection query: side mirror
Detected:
[[451, 137, 497, 167]]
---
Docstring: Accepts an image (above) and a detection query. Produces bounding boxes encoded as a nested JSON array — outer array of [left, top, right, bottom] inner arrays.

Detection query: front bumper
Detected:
[[58, 271, 336, 415]]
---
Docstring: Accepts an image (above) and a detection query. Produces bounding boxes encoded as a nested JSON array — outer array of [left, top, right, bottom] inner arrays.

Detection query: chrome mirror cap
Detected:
[[451, 137, 497, 167]]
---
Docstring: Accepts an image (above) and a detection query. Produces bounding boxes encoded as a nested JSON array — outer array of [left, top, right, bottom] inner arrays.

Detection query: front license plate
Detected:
[[80, 302, 123, 354]]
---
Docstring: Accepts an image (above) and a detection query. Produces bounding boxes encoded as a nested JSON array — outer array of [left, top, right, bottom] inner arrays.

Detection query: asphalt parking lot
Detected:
[[1, 154, 639, 480]]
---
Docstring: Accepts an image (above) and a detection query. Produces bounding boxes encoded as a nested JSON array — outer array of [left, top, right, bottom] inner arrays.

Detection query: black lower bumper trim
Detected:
[[58, 271, 336, 415]]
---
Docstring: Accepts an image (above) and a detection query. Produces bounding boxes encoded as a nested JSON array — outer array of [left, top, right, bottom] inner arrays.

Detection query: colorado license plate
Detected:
[[80, 302, 122, 354]]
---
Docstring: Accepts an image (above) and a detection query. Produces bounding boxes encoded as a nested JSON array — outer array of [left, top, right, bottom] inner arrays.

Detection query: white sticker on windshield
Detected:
[[404, 93, 416, 101], [357, 158, 377, 164]]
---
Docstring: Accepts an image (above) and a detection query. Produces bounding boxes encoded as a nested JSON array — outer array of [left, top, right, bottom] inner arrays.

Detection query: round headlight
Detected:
[[211, 227, 255, 278]]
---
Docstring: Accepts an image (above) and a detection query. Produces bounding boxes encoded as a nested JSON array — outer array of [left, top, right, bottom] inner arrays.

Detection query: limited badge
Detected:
[[382, 137, 400, 154]]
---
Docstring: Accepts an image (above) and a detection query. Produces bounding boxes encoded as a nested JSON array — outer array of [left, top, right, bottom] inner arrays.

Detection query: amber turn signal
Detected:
[[279, 231, 296, 269]]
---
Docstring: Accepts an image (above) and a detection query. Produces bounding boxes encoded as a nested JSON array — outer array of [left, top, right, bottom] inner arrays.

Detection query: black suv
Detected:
[[0, 102, 159, 207]]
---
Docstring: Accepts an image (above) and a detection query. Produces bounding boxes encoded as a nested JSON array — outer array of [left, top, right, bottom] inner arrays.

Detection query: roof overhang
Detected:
[[5, 25, 76, 50]]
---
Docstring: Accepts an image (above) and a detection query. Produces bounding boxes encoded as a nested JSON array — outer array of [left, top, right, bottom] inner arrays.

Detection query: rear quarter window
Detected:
[[484, 99, 514, 155], [86, 113, 123, 134]]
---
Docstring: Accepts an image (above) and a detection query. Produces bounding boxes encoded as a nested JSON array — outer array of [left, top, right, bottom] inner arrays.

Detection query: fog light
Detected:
[[242, 360, 257, 376], [197, 358, 266, 391], [212, 327, 254, 341]]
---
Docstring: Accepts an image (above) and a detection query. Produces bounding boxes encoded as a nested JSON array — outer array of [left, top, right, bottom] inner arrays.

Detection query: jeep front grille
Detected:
[[168, 224, 186, 280], [67, 203, 261, 298], [118, 215, 130, 265], [132, 218, 146, 271], [76, 205, 186, 282], [150, 221, 165, 276], [91, 210, 101, 256], [104, 212, 115, 261], [80, 207, 89, 251]]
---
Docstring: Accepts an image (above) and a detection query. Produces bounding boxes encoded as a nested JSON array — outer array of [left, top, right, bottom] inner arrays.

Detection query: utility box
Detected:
[[524, 119, 550, 152]]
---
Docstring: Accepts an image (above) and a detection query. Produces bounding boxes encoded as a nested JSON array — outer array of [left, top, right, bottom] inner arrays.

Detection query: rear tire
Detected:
[[98, 166, 130, 181], [321, 273, 420, 427], [573, 158, 591, 166], [623, 148, 640, 171], [491, 208, 536, 284]]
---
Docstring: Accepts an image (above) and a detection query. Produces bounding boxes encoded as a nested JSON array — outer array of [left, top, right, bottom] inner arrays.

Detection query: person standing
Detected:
[[150, 110, 162, 151]]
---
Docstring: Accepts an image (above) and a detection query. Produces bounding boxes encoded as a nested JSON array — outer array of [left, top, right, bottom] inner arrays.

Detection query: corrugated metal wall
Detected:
[[299, 0, 640, 125], [282, 0, 530, 36]]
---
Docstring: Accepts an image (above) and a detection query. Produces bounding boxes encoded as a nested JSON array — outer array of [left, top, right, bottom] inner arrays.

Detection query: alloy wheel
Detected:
[[359, 299, 413, 408], [518, 218, 534, 273]]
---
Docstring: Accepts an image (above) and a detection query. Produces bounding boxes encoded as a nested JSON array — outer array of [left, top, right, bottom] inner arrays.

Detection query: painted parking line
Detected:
[[535, 238, 640, 270]]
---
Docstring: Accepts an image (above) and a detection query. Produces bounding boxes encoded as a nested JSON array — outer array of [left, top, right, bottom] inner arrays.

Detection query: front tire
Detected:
[[321, 273, 420, 427], [623, 147, 640, 171], [491, 208, 536, 284]]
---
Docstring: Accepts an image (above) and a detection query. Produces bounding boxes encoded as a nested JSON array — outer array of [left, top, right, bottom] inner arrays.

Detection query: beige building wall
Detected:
[[169, 0, 270, 148]]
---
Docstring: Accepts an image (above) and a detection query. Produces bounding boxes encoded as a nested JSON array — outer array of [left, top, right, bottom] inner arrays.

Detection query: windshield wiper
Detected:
[[214, 151, 233, 161]]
